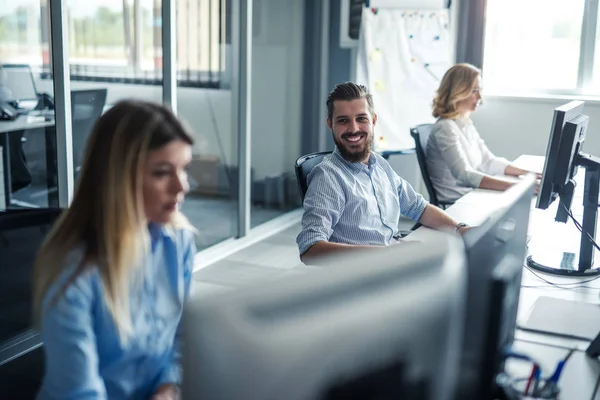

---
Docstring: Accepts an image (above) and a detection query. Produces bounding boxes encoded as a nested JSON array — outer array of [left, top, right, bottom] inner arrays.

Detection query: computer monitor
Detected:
[[182, 230, 468, 400], [528, 100, 600, 275], [0, 64, 39, 105], [457, 177, 534, 400], [536, 101, 586, 211]]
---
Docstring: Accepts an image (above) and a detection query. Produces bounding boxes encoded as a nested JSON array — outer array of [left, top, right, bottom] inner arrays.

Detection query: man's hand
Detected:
[[457, 225, 472, 235], [152, 384, 180, 400]]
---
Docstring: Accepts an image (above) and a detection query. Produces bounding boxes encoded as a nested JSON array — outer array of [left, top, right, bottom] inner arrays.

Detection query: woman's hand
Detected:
[[151, 383, 180, 400]]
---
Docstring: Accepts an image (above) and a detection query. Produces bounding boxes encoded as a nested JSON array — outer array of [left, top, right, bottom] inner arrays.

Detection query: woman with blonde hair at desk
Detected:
[[426, 63, 540, 204], [33, 100, 196, 400]]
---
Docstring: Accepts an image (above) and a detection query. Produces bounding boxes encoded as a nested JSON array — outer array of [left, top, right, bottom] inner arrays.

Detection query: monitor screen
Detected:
[[182, 230, 468, 400], [0, 65, 38, 103], [457, 177, 534, 400], [537, 101, 586, 210]]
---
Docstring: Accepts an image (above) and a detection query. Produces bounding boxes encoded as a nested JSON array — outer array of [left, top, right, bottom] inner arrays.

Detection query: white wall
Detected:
[[251, 0, 305, 180], [471, 96, 600, 161], [385, 95, 600, 202]]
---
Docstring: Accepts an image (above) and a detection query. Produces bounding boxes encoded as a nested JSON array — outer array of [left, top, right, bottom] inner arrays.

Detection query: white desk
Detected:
[[420, 154, 600, 398], [0, 116, 54, 134], [415, 155, 599, 344]]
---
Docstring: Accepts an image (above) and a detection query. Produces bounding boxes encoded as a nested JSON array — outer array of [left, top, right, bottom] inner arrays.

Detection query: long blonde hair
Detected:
[[33, 99, 194, 339], [432, 63, 481, 119]]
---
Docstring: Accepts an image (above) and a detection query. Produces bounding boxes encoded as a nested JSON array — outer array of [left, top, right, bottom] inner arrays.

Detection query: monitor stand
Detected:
[[527, 153, 600, 276]]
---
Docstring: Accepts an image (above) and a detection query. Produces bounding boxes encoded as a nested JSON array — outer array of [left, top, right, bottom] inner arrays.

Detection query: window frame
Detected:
[[37, 0, 228, 89]]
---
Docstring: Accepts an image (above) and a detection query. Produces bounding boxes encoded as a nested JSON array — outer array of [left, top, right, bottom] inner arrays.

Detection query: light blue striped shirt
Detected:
[[37, 223, 196, 400], [297, 147, 428, 256]]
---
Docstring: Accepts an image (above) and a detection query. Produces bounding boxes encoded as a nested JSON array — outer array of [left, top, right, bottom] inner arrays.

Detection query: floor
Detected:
[[191, 221, 307, 298], [191, 217, 417, 298]]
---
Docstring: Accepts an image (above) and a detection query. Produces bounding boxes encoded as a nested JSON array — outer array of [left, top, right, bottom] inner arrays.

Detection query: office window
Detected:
[[0, 0, 225, 89], [177, 0, 235, 250], [482, 0, 586, 95], [0, 1, 58, 210]]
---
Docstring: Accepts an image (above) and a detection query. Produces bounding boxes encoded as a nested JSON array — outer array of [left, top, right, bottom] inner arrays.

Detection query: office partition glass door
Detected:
[[0, 0, 58, 209], [177, 0, 239, 251], [249, 0, 305, 228], [65, 0, 163, 179]]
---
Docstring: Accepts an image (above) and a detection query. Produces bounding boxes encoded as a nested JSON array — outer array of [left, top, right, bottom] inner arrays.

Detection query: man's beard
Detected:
[[333, 131, 373, 163]]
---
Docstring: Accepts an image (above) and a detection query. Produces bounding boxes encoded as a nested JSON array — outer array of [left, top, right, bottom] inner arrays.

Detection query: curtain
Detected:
[[454, 0, 487, 68], [357, 8, 451, 152]]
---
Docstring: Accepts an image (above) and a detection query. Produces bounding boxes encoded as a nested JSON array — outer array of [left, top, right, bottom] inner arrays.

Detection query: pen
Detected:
[[532, 367, 542, 395], [535, 348, 575, 397], [525, 364, 537, 395], [550, 348, 576, 383]]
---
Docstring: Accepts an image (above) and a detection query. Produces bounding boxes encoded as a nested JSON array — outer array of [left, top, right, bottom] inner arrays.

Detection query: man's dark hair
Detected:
[[326, 82, 375, 120]]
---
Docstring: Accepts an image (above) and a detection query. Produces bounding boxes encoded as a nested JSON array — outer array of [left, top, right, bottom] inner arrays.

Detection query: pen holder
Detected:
[[505, 377, 560, 399]]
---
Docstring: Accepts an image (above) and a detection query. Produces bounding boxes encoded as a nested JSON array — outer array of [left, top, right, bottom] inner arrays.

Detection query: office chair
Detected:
[[294, 151, 332, 203], [0, 208, 62, 340], [71, 89, 107, 175], [0, 208, 62, 396], [410, 124, 452, 209]]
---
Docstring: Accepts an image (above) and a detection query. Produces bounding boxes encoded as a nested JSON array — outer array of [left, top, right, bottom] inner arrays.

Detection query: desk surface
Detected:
[[439, 155, 600, 348], [0, 115, 55, 133], [413, 154, 600, 396], [506, 340, 600, 399]]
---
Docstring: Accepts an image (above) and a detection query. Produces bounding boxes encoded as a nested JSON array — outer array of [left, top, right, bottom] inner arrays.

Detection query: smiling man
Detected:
[[296, 82, 469, 263]]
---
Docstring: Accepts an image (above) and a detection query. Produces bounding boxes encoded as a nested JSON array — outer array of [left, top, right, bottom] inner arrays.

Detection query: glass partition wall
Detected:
[[0, 0, 58, 209], [0, 0, 318, 251]]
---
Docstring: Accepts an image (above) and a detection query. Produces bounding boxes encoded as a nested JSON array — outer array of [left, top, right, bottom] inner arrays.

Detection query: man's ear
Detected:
[[372, 112, 378, 126], [326, 118, 333, 131]]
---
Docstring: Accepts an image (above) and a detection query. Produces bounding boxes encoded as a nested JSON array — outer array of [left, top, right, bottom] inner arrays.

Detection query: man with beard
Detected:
[[297, 82, 469, 263]]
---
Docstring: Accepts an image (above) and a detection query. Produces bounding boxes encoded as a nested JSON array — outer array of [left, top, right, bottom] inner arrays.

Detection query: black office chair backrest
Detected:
[[71, 89, 108, 172], [410, 123, 443, 208], [0, 208, 62, 345], [294, 151, 332, 202]]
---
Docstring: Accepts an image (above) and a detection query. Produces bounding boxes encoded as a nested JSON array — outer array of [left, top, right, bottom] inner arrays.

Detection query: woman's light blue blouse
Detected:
[[37, 224, 196, 400]]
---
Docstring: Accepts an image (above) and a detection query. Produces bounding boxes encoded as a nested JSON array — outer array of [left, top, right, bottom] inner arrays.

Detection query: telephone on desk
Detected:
[[0, 102, 19, 120], [0, 93, 54, 121]]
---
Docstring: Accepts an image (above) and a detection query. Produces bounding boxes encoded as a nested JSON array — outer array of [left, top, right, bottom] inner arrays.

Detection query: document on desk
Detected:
[[0, 146, 5, 211], [519, 296, 600, 341]]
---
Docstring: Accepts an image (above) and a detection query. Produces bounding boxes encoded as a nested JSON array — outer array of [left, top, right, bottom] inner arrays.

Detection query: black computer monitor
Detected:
[[182, 230, 468, 400], [528, 100, 600, 275], [457, 177, 534, 400], [537, 101, 586, 211]]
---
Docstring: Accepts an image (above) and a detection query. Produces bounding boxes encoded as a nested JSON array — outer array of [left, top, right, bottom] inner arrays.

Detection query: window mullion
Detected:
[[577, 0, 599, 89]]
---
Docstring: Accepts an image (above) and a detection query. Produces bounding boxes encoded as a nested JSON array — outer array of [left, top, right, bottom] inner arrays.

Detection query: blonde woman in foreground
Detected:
[[33, 100, 196, 400], [426, 63, 540, 204]]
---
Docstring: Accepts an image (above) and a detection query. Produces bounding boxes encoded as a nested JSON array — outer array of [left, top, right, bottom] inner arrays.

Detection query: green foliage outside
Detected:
[[0, 5, 155, 58]]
